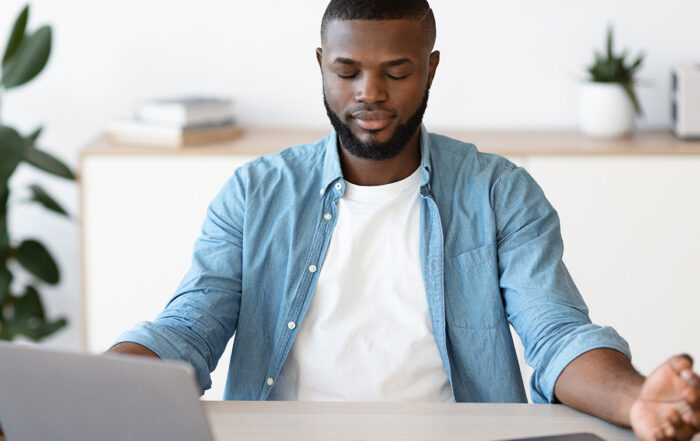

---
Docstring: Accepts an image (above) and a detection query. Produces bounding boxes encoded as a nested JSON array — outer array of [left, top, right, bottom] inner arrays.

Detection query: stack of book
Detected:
[[108, 97, 243, 147]]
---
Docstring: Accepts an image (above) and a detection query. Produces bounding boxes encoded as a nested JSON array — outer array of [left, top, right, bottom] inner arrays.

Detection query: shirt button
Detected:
[[335, 182, 342, 191], [320, 188, 325, 195], [323, 213, 332, 221], [266, 377, 274, 386], [287, 321, 296, 330], [308, 265, 317, 273]]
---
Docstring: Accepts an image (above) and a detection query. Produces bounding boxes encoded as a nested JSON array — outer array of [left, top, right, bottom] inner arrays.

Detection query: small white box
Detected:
[[671, 64, 700, 139]]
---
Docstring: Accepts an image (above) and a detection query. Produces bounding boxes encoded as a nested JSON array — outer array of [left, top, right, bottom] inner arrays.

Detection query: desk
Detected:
[[203, 401, 638, 441]]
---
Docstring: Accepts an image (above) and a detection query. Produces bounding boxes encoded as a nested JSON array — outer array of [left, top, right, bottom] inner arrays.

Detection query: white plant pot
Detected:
[[578, 82, 636, 139]]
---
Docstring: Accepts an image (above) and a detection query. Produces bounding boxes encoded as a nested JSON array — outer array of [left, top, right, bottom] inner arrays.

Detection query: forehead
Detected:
[[323, 19, 426, 61]]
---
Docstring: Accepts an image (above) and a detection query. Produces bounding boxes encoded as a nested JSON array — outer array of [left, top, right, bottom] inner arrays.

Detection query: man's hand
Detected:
[[630, 354, 700, 441], [554, 349, 699, 441]]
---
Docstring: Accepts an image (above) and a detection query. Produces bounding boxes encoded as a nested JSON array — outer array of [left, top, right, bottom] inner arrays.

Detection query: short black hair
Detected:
[[321, 0, 436, 51]]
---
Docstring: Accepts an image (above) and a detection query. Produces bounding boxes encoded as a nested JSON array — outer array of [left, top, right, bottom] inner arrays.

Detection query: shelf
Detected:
[[82, 128, 700, 157]]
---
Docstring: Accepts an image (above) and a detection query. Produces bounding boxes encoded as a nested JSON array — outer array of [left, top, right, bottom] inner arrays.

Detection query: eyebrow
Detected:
[[332, 57, 413, 67], [333, 57, 358, 65], [384, 58, 411, 67]]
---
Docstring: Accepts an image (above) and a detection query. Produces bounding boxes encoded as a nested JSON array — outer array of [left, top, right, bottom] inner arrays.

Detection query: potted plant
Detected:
[[0, 5, 74, 341], [579, 26, 645, 139]]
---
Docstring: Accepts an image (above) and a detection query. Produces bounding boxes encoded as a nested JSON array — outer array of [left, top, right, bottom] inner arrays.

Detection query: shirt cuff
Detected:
[[532, 325, 632, 404], [113, 321, 212, 394]]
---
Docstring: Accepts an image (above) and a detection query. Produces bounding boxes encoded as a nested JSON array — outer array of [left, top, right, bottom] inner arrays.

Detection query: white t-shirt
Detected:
[[269, 167, 454, 402]]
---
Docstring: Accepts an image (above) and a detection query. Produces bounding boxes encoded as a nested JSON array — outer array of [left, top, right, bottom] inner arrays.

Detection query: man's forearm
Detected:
[[107, 342, 161, 359], [554, 348, 644, 427]]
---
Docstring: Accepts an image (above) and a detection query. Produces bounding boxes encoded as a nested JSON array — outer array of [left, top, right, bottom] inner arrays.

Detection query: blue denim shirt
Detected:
[[116, 126, 630, 404]]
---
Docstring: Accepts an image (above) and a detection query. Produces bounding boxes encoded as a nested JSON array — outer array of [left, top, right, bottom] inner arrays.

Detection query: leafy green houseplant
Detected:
[[586, 26, 645, 116], [579, 26, 646, 138], [0, 5, 75, 340]]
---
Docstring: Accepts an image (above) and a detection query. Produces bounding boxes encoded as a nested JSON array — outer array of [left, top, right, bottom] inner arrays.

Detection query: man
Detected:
[[109, 1, 700, 440]]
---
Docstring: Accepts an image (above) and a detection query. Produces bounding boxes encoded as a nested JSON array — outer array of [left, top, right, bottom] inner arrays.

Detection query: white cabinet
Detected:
[[80, 130, 700, 401]]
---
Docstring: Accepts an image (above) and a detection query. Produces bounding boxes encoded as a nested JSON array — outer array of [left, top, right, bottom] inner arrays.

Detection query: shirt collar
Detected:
[[418, 124, 432, 187], [321, 124, 433, 194], [321, 129, 344, 194]]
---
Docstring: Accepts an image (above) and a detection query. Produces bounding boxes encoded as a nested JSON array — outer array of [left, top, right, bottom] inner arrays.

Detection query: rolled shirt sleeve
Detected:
[[114, 171, 246, 394], [495, 166, 631, 403]]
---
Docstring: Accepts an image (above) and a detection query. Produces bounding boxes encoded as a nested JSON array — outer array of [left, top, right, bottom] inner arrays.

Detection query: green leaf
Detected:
[[28, 183, 69, 217], [629, 53, 644, 72], [20, 317, 67, 341], [621, 81, 643, 117], [586, 26, 644, 85], [33, 317, 68, 340], [26, 126, 43, 146], [23, 145, 75, 180], [2, 5, 29, 68], [1, 25, 52, 90], [0, 218, 9, 252], [0, 286, 67, 341], [0, 266, 12, 303], [0, 322, 16, 341], [13, 285, 45, 321], [15, 239, 60, 284], [0, 125, 26, 184], [0, 328, 12, 341]]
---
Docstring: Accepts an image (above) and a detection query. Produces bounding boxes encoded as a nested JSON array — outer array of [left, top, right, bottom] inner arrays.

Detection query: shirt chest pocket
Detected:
[[444, 243, 505, 329]]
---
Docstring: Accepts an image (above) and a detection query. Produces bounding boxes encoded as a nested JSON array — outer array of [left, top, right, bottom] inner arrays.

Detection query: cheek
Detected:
[[391, 82, 426, 117], [323, 77, 354, 112]]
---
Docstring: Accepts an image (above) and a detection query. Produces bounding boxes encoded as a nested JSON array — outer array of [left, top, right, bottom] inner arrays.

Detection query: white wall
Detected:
[[1, 1, 698, 352]]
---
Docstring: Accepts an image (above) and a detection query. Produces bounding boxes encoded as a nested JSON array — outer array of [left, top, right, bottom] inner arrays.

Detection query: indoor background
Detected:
[[2, 0, 698, 397]]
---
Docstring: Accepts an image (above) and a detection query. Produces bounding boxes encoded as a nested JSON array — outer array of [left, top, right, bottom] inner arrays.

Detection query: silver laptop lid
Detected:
[[0, 342, 216, 441]]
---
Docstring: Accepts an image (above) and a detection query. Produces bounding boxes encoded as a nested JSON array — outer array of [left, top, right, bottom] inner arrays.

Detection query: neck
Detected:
[[338, 129, 421, 186]]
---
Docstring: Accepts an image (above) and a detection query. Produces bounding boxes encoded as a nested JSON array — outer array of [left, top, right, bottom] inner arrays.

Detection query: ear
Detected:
[[316, 48, 323, 72], [427, 50, 440, 88]]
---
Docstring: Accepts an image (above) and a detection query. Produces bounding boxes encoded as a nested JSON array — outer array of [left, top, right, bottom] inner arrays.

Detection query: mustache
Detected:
[[346, 104, 394, 114]]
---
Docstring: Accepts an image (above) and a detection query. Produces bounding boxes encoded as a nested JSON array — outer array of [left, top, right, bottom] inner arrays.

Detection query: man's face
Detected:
[[318, 19, 439, 160]]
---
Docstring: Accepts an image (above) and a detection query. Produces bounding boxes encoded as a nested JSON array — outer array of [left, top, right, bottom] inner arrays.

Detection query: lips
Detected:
[[352, 110, 395, 131]]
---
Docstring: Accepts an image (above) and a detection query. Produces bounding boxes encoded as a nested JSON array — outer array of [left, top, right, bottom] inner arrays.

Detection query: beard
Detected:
[[323, 86, 430, 161]]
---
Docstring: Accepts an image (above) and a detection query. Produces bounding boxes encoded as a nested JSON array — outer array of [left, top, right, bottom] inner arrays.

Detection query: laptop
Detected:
[[0, 342, 216, 441]]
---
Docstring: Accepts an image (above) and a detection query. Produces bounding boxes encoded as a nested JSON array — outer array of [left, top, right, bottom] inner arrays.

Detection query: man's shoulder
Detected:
[[236, 133, 331, 178], [427, 131, 517, 176]]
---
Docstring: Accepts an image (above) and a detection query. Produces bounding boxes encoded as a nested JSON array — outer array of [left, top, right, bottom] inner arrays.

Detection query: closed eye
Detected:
[[386, 73, 410, 80], [337, 73, 358, 79]]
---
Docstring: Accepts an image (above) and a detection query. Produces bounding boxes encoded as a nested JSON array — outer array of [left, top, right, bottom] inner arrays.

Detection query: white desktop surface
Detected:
[[203, 401, 641, 441]]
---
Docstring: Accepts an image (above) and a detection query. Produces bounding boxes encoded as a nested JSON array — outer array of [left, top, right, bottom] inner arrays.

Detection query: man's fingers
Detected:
[[652, 426, 666, 441], [664, 423, 675, 439], [667, 409, 698, 441], [680, 369, 700, 389], [679, 407, 699, 431], [668, 408, 684, 432], [669, 408, 682, 425], [684, 386, 700, 409], [671, 354, 694, 375]]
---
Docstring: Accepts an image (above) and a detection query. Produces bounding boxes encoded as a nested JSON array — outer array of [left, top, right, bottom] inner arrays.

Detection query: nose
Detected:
[[355, 73, 388, 104]]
